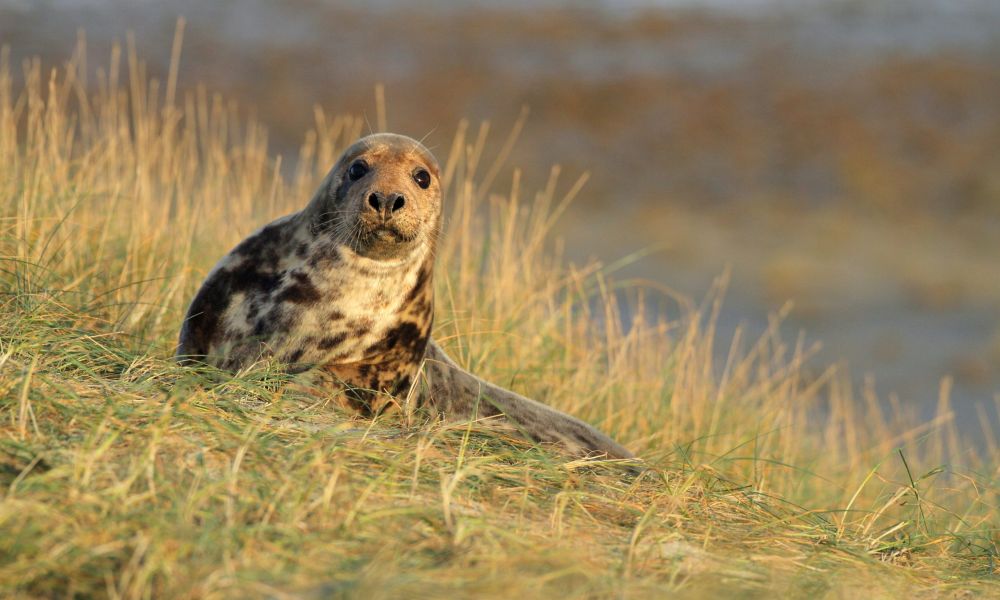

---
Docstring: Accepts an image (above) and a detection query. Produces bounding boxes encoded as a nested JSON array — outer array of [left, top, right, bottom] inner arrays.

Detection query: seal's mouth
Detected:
[[366, 223, 414, 243], [350, 222, 420, 259], [373, 225, 403, 241]]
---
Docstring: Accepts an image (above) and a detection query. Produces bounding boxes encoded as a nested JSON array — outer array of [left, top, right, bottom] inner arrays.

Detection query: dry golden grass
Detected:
[[0, 39, 997, 598]]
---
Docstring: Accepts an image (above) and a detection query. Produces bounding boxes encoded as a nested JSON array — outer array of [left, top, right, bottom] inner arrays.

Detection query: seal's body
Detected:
[[178, 133, 632, 459]]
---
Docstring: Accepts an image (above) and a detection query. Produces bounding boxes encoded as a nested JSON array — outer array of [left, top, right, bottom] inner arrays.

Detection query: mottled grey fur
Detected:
[[177, 133, 632, 459]]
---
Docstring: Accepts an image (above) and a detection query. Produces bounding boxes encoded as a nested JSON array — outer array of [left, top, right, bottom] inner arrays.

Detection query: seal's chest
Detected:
[[285, 259, 423, 363], [317, 263, 413, 325]]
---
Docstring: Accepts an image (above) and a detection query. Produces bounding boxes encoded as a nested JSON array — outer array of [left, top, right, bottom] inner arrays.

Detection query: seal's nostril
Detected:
[[392, 196, 405, 212], [368, 193, 380, 211]]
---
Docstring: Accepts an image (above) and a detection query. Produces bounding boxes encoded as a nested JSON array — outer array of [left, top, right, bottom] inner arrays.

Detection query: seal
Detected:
[[177, 133, 632, 460]]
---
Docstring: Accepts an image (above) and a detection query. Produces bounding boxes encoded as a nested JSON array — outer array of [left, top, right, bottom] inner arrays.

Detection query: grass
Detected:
[[1, 38, 998, 598]]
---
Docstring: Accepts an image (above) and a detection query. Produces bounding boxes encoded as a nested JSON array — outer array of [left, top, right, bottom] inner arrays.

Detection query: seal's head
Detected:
[[310, 133, 441, 261]]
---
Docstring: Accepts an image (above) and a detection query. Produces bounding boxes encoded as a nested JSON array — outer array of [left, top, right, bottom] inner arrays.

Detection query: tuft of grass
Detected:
[[0, 38, 997, 598]]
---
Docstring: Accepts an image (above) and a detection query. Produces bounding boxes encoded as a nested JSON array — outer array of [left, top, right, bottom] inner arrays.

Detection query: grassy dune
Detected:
[[1, 41, 998, 598]]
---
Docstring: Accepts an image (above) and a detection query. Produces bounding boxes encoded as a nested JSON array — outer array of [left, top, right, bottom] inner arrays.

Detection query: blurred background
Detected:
[[3, 0, 999, 444]]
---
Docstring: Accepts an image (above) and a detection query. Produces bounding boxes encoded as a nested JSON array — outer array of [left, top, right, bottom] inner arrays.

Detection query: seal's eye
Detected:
[[347, 161, 368, 181], [413, 169, 431, 189]]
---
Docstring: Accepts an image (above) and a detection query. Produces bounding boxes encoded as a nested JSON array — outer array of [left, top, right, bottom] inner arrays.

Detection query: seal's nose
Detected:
[[390, 194, 405, 212], [367, 192, 406, 218]]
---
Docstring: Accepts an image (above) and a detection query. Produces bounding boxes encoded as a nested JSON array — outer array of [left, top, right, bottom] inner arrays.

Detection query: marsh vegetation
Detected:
[[0, 30, 998, 596]]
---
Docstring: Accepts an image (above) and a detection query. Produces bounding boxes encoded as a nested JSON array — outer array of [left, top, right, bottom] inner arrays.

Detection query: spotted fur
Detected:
[[177, 133, 632, 459]]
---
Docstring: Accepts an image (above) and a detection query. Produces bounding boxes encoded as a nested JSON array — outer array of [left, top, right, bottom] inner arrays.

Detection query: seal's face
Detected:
[[318, 133, 441, 261]]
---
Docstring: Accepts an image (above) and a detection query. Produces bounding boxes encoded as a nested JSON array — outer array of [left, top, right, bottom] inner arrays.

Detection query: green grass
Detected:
[[0, 39, 997, 598]]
